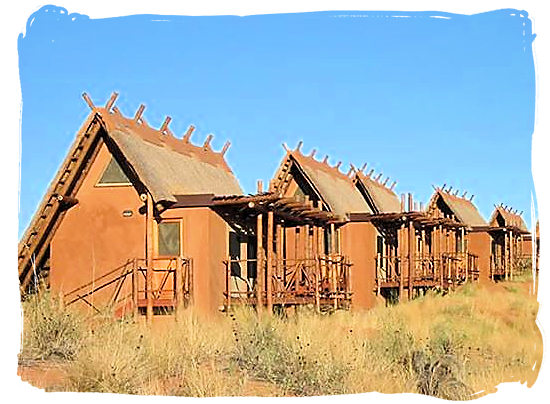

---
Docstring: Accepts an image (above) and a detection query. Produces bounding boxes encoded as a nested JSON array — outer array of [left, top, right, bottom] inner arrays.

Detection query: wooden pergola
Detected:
[[212, 190, 351, 313]]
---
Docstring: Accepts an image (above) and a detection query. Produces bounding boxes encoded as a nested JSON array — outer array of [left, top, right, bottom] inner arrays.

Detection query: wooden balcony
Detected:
[[374, 252, 479, 292], [223, 255, 352, 312]]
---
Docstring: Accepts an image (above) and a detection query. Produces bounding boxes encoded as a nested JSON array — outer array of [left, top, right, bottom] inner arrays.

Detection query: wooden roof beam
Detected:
[[221, 141, 231, 156], [134, 104, 146, 122], [160, 116, 172, 134], [105, 92, 119, 112], [203, 134, 213, 150], [183, 125, 196, 143], [82, 92, 95, 110]]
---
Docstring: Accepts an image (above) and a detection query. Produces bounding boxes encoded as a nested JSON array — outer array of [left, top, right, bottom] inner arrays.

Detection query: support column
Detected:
[[145, 193, 154, 325], [504, 232, 510, 280], [328, 223, 336, 308], [438, 225, 443, 288], [256, 213, 264, 312], [313, 225, 320, 313], [408, 220, 414, 300], [509, 230, 514, 280], [176, 256, 184, 312], [276, 224, 283, 280], [399, 222, 405, 301], [266, 211, 274, 314]]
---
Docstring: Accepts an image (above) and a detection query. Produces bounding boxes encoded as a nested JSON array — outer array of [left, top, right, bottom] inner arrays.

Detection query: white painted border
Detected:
[[3, 1, 548, 403]]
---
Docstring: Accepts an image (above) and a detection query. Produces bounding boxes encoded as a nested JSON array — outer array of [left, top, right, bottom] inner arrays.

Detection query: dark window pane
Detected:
[[98, 158, 131, 185], [158, 222, 181, 256]]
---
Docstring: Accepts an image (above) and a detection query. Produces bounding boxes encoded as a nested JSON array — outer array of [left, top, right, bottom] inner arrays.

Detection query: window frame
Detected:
[[95, 157, 133, 188], [154, 219, 183, 258]]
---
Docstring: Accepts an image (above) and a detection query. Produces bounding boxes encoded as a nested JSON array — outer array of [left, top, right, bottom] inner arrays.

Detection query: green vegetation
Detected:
[[19, 277, 541, 399]]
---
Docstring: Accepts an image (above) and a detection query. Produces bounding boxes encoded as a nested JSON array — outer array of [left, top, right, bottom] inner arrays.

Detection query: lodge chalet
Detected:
[[18, 93, 539, 321]]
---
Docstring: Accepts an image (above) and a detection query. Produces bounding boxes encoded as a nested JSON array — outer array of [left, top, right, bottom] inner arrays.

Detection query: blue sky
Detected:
[[18, 6, 536, 235]]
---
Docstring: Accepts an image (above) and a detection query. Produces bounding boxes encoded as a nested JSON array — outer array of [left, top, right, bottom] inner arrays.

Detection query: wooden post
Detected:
[[256, 213, 264, 312], [399, 222, 405, 301], [226, 258, 231, 311], [313, 225, 321, 313], [408, 220, 414, 300], [294, 227, 300, 260], [330, 223, 336, 254], [504, 231, 509, 281], [146, 193, 154, 325], [132, 258, 138, 319], [276, 224, 283, 280], [176, 256, 184, 311], [509, 230, 513, 280], [438, 225, 444, 288], [266, 211, 274, 314], [420, 229, 425, 278], [330, 223, 337, 308]]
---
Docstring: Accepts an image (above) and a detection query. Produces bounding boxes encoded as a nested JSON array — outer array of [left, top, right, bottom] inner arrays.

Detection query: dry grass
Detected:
[[19, 277, 542, 399]]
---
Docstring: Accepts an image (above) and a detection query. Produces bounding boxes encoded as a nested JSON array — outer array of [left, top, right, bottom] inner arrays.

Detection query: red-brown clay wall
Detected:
[[340, 222, 377, 310], [521, 237, 533, 257], [161, 207, 229, 316], [51, 143, 145, 312], [469, 231, 492, 283]]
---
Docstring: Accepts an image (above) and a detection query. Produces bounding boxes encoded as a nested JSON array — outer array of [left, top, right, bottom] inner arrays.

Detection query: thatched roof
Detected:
[[102, 110, 242, 203], [427, 188, 487, 228], [271, 148, 371, 218], [354, 171, 401, 214], [489, 205, 528, 232], [18, 94, 242, 291]]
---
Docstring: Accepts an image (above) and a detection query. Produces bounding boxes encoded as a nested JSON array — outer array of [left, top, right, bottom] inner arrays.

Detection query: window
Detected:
[[97, 157, 131, 186], [157, 221, 181, 256]]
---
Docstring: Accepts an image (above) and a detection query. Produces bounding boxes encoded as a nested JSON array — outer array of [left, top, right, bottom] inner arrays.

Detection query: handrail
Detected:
[[64, 256, 193, 316]]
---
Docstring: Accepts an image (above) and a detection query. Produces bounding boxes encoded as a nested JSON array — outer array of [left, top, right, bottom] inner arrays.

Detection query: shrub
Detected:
[[20, 290, 83, 361]]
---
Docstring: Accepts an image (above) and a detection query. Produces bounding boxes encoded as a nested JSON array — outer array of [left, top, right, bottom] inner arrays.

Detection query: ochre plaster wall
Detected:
[[161, 207, 229, 316], [340, 222, 377, 310], [51, 143, 145, 311], [468, 231, 492, 283]]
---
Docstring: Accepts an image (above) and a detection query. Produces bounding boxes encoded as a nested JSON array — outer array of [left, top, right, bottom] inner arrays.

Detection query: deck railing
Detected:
[[375, 252, 479, 290], [63, 257, 193, 316], [223, 254, 352, 310]]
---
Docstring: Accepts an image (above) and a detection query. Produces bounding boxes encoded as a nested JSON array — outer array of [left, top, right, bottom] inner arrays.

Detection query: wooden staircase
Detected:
[[63, 256, 193, 318]]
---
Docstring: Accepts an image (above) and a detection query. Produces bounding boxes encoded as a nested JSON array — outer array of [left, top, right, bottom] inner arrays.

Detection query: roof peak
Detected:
[[83, 92, 232, 161], [283, 141, 354, 183]]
